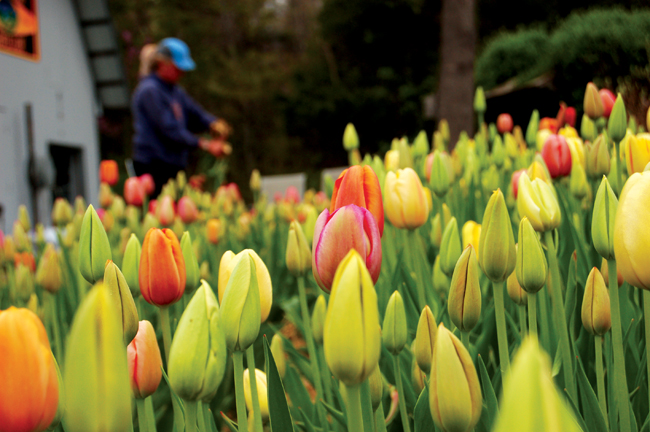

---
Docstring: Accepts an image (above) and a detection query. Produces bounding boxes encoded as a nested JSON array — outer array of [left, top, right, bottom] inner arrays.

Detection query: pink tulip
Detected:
[[177, 196, 198, 224], [127, 320, 163, 399], [156, 195, 176, 226], [124, 177, 145, 207], [312, 205, 382, 293], [139, 174, 155, 196], [148, 199, 157, 215], [285, 186, 300, 204]]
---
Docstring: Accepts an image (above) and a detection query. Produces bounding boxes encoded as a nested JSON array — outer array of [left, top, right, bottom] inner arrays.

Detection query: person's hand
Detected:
[[210, 119, 232, 139], [199, 138, 232, 158]]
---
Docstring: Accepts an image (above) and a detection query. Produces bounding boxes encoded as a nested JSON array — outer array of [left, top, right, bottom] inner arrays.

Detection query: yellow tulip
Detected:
[[243, 369, 269, 420], [624, 133, 650, 174], [565, 137, 585, 170], [461, 221, 481, 255], [517, 173, 561, 232], [384, 168, 429, 230]]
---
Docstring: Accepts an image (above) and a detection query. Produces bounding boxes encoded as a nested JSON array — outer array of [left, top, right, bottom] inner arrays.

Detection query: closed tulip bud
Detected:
[[384, 149, 399, 172], [16, 263, 34, 302], [382, 291, 407, 355], [478, 190, 516, 282], [624, 133, 650, 175], [104, 260, 139, 345], [99, 182, 114, 209], [312, 294, 327, 345], [200, 261, 210, 280], [481, 165, 500, 195], [169, 281, 228, 401], [0, 307, 59, 432], [491, 135, 506, 167], [600, 89, 615, 118], [343, 123, 359, 151], [433, 131, 445, 152], [3, 235, 14, 264], [330, 165, 384, 236], [139, 228, 186, 307], [535, 129, 552, 152], [614, 170, 650, 289], [507, 269, 527, 306], [270, 334, 286, 378], [430, 324, 482, 432], [430, 203, 452, 249], [497, 113, 513, 134], [35, 244, 62, 294], [414, 305, 437, 374], [243, 369, 269, 420], [582, 268, 611, 336], [525, 109, 540, 148], [124, 177, 145, 206], [516, 217, 548, 293], [13, 220, 30, 253], [517, 173, 561, 232], [413, 130, 430, 157], [474, 86, 486, 114], [179, 232, 200, 294], [122, 234, 141, 297], [569, 161, 588, 199], [581, 114, 597, 142], [51, 198, 73, 226], [249, 169, 262, 192], [440, 217, 462, 277], [99, 160, 119, 186], [461, 221, 481, 255], [26, 293, 40, 317], [592, 177, 618, 260], [79, 205, 112, 284], [111, 197, 126, 220], [286, 220, 311, 276], [128, 320, 163, 399], [586, 135, 611, 178], [17, 205, 31, 232], [397, 138, 413, 169], [177, 196, 198, 224], [448, 246, 482, 332], [433, 255, 450, 298], [439, 119, 450, 145], [428, 150, 452, 197], [368, 362, 384, 410], [541, 135, 572, 178], [608, 93, 627, 143], [206, 218, 222, 245], [584, 82, 604, 119], [63, 284, 131, 432], [156, 195, 175, 226], [324, 249, 381, 386], [384, 168, 429, 229]]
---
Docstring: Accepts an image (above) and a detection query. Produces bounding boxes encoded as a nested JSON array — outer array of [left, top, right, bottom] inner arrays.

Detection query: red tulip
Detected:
[[139, 228, 186, 306], [539, 117, 559, 134], [156, 195, 176, 226], [148, 199, 157, 215], [312, 205, 382, 293], [177, 196, 198, 224], [599, 89, 616, 118], [565, 107, 576, 128], [124, 177, 145, 207], [496, 113, 513, 134], [127, 320, 163, 399], [285, 186, 300, 204], [330, 165, 384, 236], [541, 134, 572, 178], [511, 168, 526, 199], [139, 174, 155, 196], [99, 160, 119, 186]]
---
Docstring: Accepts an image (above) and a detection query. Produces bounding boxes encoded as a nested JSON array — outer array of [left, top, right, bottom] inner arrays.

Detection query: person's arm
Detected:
[[139, 86, 200, 148], [179, 89, 217, 134]]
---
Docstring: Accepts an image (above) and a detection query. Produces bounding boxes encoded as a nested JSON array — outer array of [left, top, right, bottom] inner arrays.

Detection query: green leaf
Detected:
[[264, 336, 296, 432], [321, 399, 347, 428], [284, 365, 315, 419], [161, 366, 185, 432], [563, 388, 590, 432], [220, 411, 239, 432], [575, 357, 608, 432], [297, 408, 317, 432], [414, 383, 435, 432], [477, 354, 499, 429]]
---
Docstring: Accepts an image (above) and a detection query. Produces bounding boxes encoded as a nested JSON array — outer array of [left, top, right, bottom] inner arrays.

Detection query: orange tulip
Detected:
[[99, 160, 119, 186], [14, 251, 36, 273], [127, 320, 163, 399], [139, 228, 186, 306], [0, 307, 58, 432], [330, 165, 384, 236], [206, 218, 222, 245]]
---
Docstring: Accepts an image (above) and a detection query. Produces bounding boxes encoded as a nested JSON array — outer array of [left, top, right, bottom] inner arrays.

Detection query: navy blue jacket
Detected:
[[132, 74, 216, 167]]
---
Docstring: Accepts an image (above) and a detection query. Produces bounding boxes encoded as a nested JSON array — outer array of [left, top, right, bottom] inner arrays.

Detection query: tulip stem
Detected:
[[607, 259, 631, 432], [360, 379, 376, 432], [595, 335, 608, 427], [528, 293, 538, 338], [185, 400, 198, 432], [518, 305, 527, 339], [297, 276, 328, 430], [544, 231, 577, 402], [246, 345, 264, 432], [644, 290, 650, 422], [392, 355, 412, 432], [375, 400, 388, 432], [613, 140, 623, 195], [492, 280, 511, 377], [461, 331, 471, 350], [407, 229, 427, 310], [46, 292, 63, 363], [538, 287, 551, 351], [197, 403, 207, 432], [145, 396, 157, 432], [344, 384, 365, 432], [136, 398, 148, 432], [318, 344, 333, 406], [159, 307, 172, 365], [233, 351, 249, 432]]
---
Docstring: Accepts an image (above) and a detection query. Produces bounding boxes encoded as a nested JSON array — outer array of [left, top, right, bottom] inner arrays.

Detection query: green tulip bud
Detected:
[[481, 165, 500, 195], [270, 334, 286, 378], [526, 109, 539, 148], [13, 220, 30, 252], [397, 138, 413, 169], [474, 87, 486, 114], [440, 217, 462, 277], [493, 337, 582, 432], [180, 232, 200, 294], [491, 135, 506, 167], [432, 255, 450, 298], [582, 267, 611, 336], [63, 284, 131, 432], [628, 116, 638, 134], [18, 204, 31, 232], [516, 217, 548, 294], [368, 363, 384, 411], [592, 176, 618, 260], [569, 162, 588, 199], [429, 150, 452, 197], [581, 114, 596, 142], [488, 123, 498, 144], [504, 132, 519, 158], [220, 254, 261, 351], [439, 119, 450, 146], [103, 260, 139, 345], [324, 249, 381, 386], [382, 291, 407, 355], [608, 93, 627, 143], [169, 280, 227, 401], [448, 246, 482, 332], [286, 220, 311, 277], [433, 131, 445, 152], [414, 305, 437, 374], [413, 130, 430, 157], [142, 213, 160, 234], [430, 203, 452, 250], [343, 123, 359, 151], [312, 294, 327, 345], [15, 263, 34, 302], [430, 324, 482, 432], [478, 189, 516, 282], [122, 234, 141, 297], [586, 135, 610, 178], [79, 205, 112, 284]]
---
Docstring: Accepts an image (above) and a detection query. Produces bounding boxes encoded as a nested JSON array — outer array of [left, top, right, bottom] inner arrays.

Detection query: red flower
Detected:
[[124, 177, 145, 206], [330, 165, 384, 236], [599, 89, 615, 118], [496, 113, 513, 134], [99, 160, 119, 186], [541, 134, 572, 178]]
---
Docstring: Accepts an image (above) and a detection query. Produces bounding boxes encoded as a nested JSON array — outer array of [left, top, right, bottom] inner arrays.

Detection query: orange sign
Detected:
[[0, 0, 39, 61]]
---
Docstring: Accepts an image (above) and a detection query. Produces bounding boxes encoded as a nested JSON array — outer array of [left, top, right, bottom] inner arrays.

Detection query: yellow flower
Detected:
[[516, 173, 561, 232], [461, 221, 481, 255], [624, 133, 650, 175], [384, 168, 429, 230]]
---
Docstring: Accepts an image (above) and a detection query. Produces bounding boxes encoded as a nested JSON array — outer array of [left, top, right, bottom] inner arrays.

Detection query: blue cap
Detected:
[[158, 38, 196, 71]]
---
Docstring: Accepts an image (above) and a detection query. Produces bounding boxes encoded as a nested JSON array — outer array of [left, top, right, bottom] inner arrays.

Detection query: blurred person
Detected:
[[138, 43, 158, 78], [132, 37, 232, 197]]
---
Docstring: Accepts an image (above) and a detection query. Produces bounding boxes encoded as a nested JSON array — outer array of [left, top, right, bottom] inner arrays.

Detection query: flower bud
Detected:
[[206, 218, 222, 245], [584, 82, 604, 119], [592, 176, 618, 260], [516, 217, 548, 294], [13, 220, 30, 253], [63, 284, 131, 432], [397, 138, 413, 169], [413, 130, 430, 157], [430, 203, 452, 250], [569, 161, 588, 199], [124, 177, 145, 206], [491, 135, 506, 167], [384, 168, 429, 229], [497, 113, 513, 134], [100, 160, 119, 186], [99, 182, 114, 209], [169, 281, 228, 401], [526, 109, 539, 148], [243, 369, 269, 420], [139, 228, 186, 307], [324, 249, 381, 386], [79, 205, 112, 284], [608, 93, 627, 143], [586, 135, 610, 178], [16, 263, 34, 302], [270, 334, 286, 378], [52, 198, 73, 226], [36, 244, 62, 294], [461, 221, 481, 255], [128, 320, 163, 399], [474, 86, 486, 114], [180, 232, 200, 294], [430, 324, 482, 432], [582, 268, 611, 336], [440, 217, 462, 277], [507, 269, 527, 306], [516, 173, 561, 232], [368, 362, 384, 411], [580, 114, 597, 143], [601, 258, 623, 288], [382, 291, 407, 355], [3, 235, 14, 264], [104, 260, 139, 345], [312, 294, 327, 345], [177, 196, 198, 224], [286, 220, 312, 277], [478, 189, 516, 282], [249, 169, 262, 192], [600, 89, 615, 118], [624, 133, 650, 175], [429, 150, 452, 197], [414, 305, 437, 374], [122, 234, 141, 297], [433, 255, 450, 298], [448, 246, 482, 332], [343, 123, 359, 151], [17, 205, 31, 232]]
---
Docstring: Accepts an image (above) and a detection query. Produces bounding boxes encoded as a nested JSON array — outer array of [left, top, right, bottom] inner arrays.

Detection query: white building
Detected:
[[0, 0, 128, 231]]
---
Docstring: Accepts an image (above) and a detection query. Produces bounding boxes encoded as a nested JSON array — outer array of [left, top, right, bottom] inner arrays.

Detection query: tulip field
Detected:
[[3, 81, 650, 432]]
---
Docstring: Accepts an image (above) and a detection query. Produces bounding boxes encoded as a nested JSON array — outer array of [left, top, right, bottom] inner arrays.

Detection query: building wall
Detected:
[[0, 0, 99, 231]]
